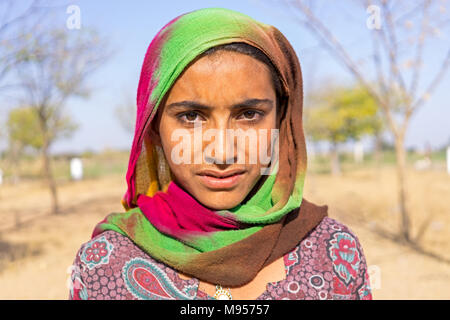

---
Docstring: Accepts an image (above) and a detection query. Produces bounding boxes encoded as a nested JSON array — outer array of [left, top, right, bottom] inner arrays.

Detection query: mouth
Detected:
[[197, 169, 246, 190]]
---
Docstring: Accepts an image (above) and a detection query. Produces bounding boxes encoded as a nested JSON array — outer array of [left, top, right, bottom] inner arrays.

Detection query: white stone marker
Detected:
[[70, 157, 83, 181]]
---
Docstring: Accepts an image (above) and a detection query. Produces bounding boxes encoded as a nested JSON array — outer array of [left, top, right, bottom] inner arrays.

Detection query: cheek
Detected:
[[158, 118, 181, 168], [254, 114, 278, 161], [158, 118, 197, 180]]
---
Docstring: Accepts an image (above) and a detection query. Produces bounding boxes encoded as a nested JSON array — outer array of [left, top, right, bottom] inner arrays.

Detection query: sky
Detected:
[[1, 0, 449, 154]]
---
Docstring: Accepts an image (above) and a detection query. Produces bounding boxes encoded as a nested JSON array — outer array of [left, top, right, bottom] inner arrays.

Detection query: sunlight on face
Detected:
[[150, 51, 278, 210]]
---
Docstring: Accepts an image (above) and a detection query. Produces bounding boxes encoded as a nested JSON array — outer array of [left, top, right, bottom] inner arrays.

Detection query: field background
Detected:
[[0, 149, 449, 299]]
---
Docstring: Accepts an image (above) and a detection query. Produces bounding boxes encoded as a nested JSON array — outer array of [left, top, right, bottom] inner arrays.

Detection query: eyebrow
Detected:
[[166, 98, 274, 111]]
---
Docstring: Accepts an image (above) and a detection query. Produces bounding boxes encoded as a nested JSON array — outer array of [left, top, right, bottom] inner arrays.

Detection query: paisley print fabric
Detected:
[[69, 217, 372, 300], [122, 258, 196, 300]]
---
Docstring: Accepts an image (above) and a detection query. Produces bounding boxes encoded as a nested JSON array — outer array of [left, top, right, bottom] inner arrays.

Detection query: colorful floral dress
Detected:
[[68, 217, 372, 300]]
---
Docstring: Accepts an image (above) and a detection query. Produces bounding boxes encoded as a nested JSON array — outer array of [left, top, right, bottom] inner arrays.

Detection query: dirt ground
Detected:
[[0, 167, 449, 300]]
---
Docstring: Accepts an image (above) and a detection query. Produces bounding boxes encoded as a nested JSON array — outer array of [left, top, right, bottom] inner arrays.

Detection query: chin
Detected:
[[196, 193, 244, 211], [176, 174, 256, 210], [202, 199, 242, 211]]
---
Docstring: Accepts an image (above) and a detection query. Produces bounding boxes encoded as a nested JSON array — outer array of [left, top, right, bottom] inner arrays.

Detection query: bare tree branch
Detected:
[[408, 0, 432, 102], [410, 47, 450, 113], [287, 0, 401, 136], [10, 25, 112, 214], [380, 0, 411, 110]]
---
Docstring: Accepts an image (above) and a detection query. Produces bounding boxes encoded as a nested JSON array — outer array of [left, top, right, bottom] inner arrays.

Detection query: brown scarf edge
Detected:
[[176, 198, 328, 287]]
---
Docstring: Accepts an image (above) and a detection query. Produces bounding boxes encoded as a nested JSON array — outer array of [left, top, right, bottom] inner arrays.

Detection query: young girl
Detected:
[[69, 7, 372, 300]]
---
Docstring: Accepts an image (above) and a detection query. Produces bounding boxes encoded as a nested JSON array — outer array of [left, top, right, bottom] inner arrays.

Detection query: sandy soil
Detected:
[[0, 175, 125, 300], [0, 167, 449, 299]]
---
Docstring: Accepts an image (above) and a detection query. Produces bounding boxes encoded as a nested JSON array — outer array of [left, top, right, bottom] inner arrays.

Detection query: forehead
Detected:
[[164, 51, 275, 105]]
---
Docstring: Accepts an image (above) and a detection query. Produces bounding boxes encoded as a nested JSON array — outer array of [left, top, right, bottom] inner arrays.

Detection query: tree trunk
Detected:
[[330, 142, 341, 175], [41, 131, 59, 215], [8, 142, 22, 185], [394, 133, 411, 242], [37, 108, 60, 215], [374, 132, 382, 167]]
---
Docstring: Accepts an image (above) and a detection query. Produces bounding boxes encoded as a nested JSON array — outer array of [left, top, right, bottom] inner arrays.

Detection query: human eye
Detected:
[[236, 109, 264, 123], [176, 111, 205, 125]]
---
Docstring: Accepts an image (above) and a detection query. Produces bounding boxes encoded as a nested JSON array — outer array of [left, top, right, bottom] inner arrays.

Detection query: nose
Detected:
[[203, 128, 238, 165]]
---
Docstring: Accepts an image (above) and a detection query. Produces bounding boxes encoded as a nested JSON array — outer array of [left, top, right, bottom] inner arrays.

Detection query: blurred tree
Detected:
[[8, 107, 45, 150], [281, 0, 450, 244], [3, 107, 76, 184], [12, 28, 111, 214], [0, 0, 48, 91], [305, 85, 383, 175], [6, 105, 77, 152], [0, 1, 60, 184], [115, 91, 136, 135]]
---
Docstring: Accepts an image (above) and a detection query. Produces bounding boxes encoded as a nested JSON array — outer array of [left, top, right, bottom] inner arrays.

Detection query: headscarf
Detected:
[[92, 7, 328, 287]]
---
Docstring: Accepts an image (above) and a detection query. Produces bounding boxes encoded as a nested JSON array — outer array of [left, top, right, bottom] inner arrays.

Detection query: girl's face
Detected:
[[150, 51, 278, 210]]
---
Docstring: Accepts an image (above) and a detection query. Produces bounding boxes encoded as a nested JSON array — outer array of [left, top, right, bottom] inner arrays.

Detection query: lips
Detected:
[[198, 169, 246, 178], [197, 169, 246, 189]]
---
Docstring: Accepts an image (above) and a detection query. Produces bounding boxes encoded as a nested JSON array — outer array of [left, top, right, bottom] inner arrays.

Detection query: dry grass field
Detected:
[[0, 158, 449, 299]]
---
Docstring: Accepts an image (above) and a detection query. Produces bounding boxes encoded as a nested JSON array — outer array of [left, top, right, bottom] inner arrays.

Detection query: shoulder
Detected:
[[283, 217, 372, 300], [69, 230, 149, 300], [292, 216, 364, 255], [285, 216, 365, 271], [302, 216, 365, 252], [69, 230, 137, 299], [309, 217, 372, 300], [76, 230, 138, 267], [69, 230, 196, 300]]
